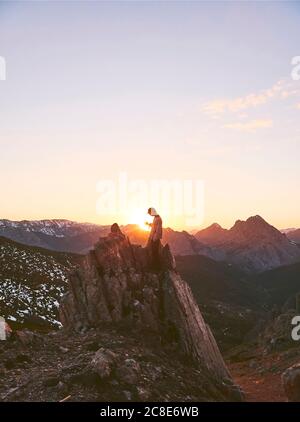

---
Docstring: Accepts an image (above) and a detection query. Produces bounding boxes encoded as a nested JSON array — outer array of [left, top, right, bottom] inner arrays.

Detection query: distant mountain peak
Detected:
[[246, 215, 268, 224], [195, 222, 227, 244], [209, 222, 223, 229], [195, 215, 300, 272], [231, 215, 273, 231]]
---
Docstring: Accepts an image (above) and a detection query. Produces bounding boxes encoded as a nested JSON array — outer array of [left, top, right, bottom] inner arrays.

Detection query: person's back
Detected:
[[149, 214, 162, 242], [147, 208, 163, 270]]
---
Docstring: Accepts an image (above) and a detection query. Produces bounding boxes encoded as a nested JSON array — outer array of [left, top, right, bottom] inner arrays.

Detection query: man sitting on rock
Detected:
[[146, 207, 163, 271]]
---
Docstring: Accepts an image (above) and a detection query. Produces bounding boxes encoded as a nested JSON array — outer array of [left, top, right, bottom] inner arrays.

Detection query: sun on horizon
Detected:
[[129, 211, 151, 232]]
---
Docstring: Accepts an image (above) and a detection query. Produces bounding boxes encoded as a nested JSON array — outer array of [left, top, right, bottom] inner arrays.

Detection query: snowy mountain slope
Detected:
[[0, 236, 83, 328], [0, 219, 110, 254], [0, 219, 101, 237]]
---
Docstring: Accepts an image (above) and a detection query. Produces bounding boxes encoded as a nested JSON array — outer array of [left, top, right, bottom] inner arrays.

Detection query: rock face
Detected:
[[175, 254, 268, 346], [282, 363, 300, 401], [60, 225, 240, 399]]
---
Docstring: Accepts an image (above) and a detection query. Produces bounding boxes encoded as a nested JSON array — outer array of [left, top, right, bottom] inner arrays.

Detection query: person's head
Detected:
[[148, 207, 158, 216]]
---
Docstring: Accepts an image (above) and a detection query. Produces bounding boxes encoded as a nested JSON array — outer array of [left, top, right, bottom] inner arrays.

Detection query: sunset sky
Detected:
[[0, 1, 300, 230]]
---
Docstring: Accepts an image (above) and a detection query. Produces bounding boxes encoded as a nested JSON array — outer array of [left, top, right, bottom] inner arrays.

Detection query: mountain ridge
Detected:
[[196, 215, 300, 272], [1, 216, 300, 273]]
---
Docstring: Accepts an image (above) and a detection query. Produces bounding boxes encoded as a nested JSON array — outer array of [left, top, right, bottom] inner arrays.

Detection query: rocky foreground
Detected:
[[0, 225, 243, 402], [2, 225, 300, 402], [0, 327, 239, 402]]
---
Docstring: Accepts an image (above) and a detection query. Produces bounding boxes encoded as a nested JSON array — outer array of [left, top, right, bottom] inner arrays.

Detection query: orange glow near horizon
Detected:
[[129, 211, 151, 231]]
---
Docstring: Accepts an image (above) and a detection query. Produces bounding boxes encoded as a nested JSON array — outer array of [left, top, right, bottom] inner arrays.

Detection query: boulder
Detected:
[[116, 358, 141, 385], [282, 363, 300, 401], [14, 329, 43, 348], [90, 348, 117, 379]]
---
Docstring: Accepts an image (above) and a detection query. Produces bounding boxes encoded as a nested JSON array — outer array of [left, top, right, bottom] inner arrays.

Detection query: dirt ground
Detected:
[[229, 348, 300, 402], [0, 327, 235, 402]]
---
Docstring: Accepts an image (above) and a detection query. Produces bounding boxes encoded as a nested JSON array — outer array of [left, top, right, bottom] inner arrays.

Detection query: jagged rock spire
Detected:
[[60, 224, 242, 400]]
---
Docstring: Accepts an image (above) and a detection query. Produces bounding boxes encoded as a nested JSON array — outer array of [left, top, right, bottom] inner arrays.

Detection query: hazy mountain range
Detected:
[[0, 219, 110, 254], [0, 216, 299, 273], [195, 215, 300, 272]]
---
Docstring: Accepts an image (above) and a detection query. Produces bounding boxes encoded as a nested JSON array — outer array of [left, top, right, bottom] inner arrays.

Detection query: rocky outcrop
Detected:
[[60, 225, 241, 400], [282, 363, 300, 401]]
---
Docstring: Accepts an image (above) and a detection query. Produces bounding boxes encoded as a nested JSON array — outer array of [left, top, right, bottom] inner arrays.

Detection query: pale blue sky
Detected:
[[0, 1, 299, 229]]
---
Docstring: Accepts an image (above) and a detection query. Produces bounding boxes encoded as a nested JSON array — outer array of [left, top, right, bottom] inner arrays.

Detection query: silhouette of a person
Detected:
[[146, 208, 163, 270]]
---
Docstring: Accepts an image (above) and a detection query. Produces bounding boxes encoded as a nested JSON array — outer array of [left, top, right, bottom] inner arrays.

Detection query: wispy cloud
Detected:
[[223, 119, 273, 132], [296, 103, 300, 110], [202, 79, 300, 116]]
